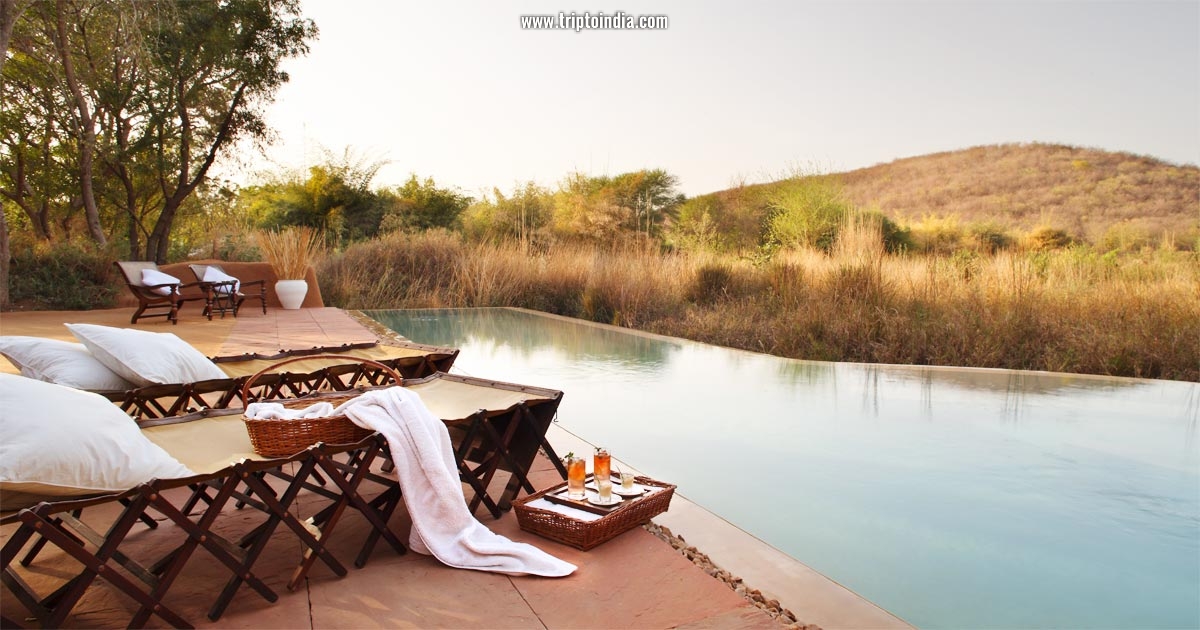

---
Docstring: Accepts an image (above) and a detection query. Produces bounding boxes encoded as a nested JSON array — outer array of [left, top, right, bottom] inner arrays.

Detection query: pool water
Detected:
[[370, 307, 1200, 630]]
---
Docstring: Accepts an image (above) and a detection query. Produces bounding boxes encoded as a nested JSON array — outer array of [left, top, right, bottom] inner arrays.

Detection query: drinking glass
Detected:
[[621, 472, 635, 491], [594, 447, 611, 483], [597, 477, 614, 503], [566, 455, 586, 500]]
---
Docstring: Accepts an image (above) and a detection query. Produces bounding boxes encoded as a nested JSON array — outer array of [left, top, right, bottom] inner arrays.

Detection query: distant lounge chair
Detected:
[[188, 263, 268, 319], [113, 261, 207, 325]]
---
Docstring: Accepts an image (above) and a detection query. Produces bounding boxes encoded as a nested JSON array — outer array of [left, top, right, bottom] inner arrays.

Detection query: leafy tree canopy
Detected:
[[0, 0, 317, 261], [380, 175, 473, 233]]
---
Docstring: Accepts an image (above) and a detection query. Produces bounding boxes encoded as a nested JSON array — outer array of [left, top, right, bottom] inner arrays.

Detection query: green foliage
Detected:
[[9, 242, 119, 309], [765, 176, 852, 251], [908, 215, 965, 254], [1, 0, 318, 261], [1025, 226, 1074, 251], [381, 175, 473, 233], [969, 222, 1014, 253], [461, 182, 553, 242], [241, 150, 390, 244], [861, 209, 911, 253], [670, 198, 722, 252], [1099, 221, 1153, 253], [670, 184, 772, 254], [551, 169, 683, 242], [164, 181, 249, 261]]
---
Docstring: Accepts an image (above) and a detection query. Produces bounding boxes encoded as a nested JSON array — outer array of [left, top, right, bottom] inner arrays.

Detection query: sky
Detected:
[[247, 0, 1200, 198]]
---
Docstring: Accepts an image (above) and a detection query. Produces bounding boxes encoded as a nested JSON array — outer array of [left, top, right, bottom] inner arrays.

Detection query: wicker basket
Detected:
[[241, 354, 403, 457], [513, 476, 675, 550]]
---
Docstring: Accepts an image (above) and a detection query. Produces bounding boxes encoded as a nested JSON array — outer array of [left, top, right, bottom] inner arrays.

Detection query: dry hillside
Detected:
[[835, 143, 1199, 244]]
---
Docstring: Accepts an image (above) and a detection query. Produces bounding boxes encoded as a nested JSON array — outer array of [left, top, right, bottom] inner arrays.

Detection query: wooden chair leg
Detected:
[[8, 499, 193, 629], [134, 477, 276, 627], [211, 456, 338, 619]]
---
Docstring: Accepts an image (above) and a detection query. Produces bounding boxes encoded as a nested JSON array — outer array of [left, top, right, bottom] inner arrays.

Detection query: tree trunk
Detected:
[[0, 1, 22, 63], [127, 207, 141, 260], [52, 0, 106, 246], [0, 209, 9, 309], [1, 0, 31, 309], [146, 197, 178, 264]]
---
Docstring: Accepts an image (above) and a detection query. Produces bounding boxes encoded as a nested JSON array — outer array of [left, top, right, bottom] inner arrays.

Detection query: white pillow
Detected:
[[66, 323, 228, 387], [0, 336, 133, 391], [141, 268, 181, 296], [0, 374, 194, 509], [202, 266, 240, 295]]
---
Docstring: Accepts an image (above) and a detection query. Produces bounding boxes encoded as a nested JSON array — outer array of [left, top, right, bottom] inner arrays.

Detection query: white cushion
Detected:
[[202, 266, 240, 295], [141, 268, 181, 296], [0, 336, 133, 391], [0, 373, 194, 509], [66, 323, 228, 387]]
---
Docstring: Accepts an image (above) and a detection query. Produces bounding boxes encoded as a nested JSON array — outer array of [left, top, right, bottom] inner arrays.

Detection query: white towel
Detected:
[[333, 387, 576, 578], [244, 401, 336, 420]]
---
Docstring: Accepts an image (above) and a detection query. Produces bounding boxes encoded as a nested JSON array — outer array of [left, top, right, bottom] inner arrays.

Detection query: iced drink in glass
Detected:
[[594, 448, 611, 483], [597, 477, 613, 503], [621, 472, 635, 491], [566, 455, 586, 500]]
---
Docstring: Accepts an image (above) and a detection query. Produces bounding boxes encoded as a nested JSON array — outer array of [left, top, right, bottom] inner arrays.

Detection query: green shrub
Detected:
[[688, 263, 736, 305], [1099, 222, 1153, 253], [1025, 226, 1073, 251], [908, 215, 965, 254], [765, 176, 851, 252], [9, 243, 119, 310], [969, 222, 1014, 253]]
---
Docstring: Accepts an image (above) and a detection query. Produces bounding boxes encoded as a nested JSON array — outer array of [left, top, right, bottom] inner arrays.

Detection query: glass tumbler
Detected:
[[594, 447, 611, 482], [566, 455, 586, 500]]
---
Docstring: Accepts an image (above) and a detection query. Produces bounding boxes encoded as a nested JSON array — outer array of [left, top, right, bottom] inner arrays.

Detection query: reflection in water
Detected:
[[371, 307, 1200, 630], [373, 308, 677, 372]]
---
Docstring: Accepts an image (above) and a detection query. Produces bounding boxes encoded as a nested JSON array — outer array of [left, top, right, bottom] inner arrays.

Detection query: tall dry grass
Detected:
[[318, 228, 1200, 382], [255, 227, 324, 279]]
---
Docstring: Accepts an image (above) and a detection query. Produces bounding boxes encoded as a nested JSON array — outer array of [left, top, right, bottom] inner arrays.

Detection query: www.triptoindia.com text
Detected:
[[520, 12, 669, 31]]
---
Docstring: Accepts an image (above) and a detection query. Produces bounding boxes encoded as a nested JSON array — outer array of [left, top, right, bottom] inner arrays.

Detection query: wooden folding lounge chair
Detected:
[[113, 261, 207, 325], [404, 373, 567, 516], [187, 264, 267, 319], [3, 372, 564, 627], [103, 341, 460, 420], [2, 420, 404, 628], [157, 370, 566, 519]]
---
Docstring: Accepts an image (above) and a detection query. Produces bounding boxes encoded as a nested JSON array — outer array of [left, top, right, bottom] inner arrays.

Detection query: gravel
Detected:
[[643, 522, 821, 630]]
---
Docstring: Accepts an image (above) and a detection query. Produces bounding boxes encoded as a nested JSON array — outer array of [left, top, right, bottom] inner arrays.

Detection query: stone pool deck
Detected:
[[0, 306, 910, 629]]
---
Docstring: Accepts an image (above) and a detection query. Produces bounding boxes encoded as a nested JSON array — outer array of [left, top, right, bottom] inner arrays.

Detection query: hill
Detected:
[[683, 143, 1199, 251], [837, 143, 1199, 244]]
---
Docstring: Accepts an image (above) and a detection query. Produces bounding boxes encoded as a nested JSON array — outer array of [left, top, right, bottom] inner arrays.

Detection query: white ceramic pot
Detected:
[[275, 279, 308, 310]]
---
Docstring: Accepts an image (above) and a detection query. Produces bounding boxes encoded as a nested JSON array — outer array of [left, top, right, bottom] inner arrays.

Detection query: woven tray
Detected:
[[513, 475, 675, 550], [241, 354, 402, 457]]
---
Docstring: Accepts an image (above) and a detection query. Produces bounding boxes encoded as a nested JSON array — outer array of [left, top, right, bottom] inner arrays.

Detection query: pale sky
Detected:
[[248, 0, 1200, 197]]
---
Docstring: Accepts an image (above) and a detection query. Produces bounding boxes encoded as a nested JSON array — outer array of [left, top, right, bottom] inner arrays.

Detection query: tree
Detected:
[[765, 175, 852, 251], [0, 0, 34, 308], [241, 149, 394, 244], [461, 181, 552, 243], [550, 169, 684, 242], [380, 175, 472, 233], [137, 0, 317, 262], [47, 0, 105, 246], [0, 0, 318, 262]]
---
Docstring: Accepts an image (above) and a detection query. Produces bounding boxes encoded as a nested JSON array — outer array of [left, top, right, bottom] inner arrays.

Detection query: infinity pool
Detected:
[[370, 308, 1200, 630]]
